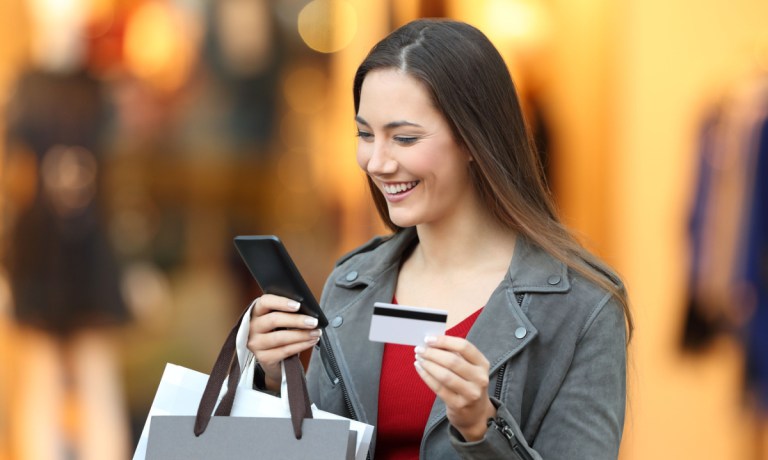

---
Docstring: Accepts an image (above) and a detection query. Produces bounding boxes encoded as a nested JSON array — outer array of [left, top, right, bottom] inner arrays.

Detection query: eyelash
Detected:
[[394, 136, 417, 145], [355, 131, 418, 145]]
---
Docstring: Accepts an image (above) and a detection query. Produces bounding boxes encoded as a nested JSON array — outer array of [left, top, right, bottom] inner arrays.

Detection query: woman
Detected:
[[247, 19, 631, 459]]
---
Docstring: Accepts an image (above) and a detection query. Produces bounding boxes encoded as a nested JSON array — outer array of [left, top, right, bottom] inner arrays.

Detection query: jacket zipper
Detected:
[[420, 293, 526, 457], [494, 363, 507, 400], [488, 417, 534, 460], [322, 336, 372, 460], [321, 336, 357, 420], [493, 294, 524, 400]]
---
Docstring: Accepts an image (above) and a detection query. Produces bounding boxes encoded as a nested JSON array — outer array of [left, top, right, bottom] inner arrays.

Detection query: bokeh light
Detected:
[[123, 1, 195, 92], [29, 0, 86, 71], [297, 0, 358, 53], [482, 0, 549, 46], [40, 145, 98, 216]]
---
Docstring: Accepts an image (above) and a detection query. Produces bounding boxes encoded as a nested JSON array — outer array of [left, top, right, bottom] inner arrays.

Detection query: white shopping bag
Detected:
[[133, 362, 373, 460], [231, 300, 374, 460], [134, 299, 373, 460]]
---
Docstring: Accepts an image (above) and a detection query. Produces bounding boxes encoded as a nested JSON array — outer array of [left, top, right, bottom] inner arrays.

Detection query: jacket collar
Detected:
[[332, 229, 413, 290], [508, 231, 571, 295], [334, 226, 571, 296]]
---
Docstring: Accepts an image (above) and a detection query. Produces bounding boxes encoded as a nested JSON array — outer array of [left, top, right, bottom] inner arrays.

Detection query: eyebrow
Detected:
[[355, 116, 423, 130]]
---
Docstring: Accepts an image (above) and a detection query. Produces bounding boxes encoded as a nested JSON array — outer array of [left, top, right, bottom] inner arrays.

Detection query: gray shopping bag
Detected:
[[142, 303, 360, 460], [146, 415, 356, 460]]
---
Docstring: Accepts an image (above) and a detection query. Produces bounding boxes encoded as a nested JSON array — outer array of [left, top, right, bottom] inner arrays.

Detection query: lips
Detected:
[[382, 181, 419, 195]]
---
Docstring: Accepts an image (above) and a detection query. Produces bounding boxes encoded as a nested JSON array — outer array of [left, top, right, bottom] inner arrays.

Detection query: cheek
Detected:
[[406, 146, 449, 177]]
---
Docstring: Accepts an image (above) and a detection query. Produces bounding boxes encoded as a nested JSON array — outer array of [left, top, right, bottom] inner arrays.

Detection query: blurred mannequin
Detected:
[[3, 70, 131, 460]]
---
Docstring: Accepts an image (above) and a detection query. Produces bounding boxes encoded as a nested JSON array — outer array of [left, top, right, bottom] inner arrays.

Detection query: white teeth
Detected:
[[383, 181, 418, 194]]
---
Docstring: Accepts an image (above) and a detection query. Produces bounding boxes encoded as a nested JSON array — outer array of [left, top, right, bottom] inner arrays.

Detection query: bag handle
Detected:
[[283, 354, 314, 437], [193, 305, 314, 439]]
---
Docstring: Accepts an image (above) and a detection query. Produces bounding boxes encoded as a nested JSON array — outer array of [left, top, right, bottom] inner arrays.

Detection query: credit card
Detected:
[[369, 302, 448, 346]]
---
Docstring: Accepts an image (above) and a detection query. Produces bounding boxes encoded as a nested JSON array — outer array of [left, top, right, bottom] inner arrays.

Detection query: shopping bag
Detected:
[[146, 415, 355, 459], [231, 301, 373, 459], [132, 304, 373, 460]]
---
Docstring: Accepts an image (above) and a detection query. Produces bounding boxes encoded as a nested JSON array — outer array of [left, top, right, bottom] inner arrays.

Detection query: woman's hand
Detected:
[[414, 336, 497, 441], [247, 294, 322, 391]]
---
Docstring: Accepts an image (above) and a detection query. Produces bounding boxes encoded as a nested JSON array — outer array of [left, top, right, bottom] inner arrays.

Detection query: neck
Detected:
[[412, 207, 517, 274]]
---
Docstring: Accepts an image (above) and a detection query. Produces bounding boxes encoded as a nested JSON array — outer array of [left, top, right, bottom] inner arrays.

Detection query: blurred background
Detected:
[[0, 0, 766, 458]]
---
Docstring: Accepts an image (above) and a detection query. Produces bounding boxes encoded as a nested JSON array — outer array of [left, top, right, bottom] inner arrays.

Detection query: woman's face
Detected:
[[355, 69, 475, 229]]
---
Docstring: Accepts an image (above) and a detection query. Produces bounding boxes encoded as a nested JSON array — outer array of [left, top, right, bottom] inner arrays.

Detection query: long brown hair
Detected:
[[353, 19, 632, 340]]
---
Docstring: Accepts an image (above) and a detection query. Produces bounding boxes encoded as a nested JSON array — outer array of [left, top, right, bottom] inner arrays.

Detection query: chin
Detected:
[[387, 210, 428, 229], [386, 211, 419, 229]]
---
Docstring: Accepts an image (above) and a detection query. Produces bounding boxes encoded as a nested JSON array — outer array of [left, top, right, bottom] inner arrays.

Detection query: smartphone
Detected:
[[233, 235, 328, 328]]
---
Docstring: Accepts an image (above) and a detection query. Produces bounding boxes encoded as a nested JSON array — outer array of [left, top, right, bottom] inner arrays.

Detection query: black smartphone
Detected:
[[233, 235, 328, 328]]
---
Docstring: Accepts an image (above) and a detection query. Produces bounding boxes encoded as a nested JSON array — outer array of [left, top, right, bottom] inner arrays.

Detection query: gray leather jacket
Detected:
[[306, 228, 627, 459]]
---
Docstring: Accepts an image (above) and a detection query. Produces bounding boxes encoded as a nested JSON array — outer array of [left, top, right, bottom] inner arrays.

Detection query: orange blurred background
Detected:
[[1, 0, 767, 458]]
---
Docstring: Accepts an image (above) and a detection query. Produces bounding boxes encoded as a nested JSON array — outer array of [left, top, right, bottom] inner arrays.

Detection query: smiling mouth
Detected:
[[382, 181, 419, 195]]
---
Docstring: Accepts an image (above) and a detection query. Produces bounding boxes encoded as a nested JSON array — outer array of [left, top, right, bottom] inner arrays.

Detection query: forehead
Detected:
[[357, 69, 438, 122]]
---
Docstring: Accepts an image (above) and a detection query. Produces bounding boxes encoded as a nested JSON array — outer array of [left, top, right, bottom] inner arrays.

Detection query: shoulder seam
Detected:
[[576, 290, 615, 342]]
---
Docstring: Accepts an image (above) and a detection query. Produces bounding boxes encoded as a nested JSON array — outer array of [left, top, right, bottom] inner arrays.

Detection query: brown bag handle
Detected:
[[193, 304, 314, 439], [283, 354, 314, 437]]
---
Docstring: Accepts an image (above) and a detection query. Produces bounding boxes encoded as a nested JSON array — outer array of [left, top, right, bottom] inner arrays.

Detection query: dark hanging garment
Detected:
[[4, 70, 130, 336], [682, 109, 727, 351], [682, 75, 768, 410], [743, 116, 768, 410]]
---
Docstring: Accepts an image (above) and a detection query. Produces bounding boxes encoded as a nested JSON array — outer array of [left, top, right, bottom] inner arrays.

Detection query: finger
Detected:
[[414, 359, 442, 392], [252, 294, 301, 317], [417, 337, 490, 384], [415, 345, 483, 383], [424, 335, 489, 367], [414, 360, 466, 408], [249, 328, 322, 354], [251, 311, 320, 334], [415, 356, 483, 403], [254, 336, 320, 367]]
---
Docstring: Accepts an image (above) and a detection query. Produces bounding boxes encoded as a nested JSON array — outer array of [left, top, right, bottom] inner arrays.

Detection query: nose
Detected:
[[364, 140, 397, 176]]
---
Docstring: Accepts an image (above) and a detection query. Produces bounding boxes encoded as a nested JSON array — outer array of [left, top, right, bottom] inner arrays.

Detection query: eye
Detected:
[[394, 136, 418, 145], [356, 130, 373, 142]]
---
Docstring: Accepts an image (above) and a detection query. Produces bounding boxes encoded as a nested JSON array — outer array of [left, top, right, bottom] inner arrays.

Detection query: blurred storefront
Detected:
[[0, 0, 767, 459]]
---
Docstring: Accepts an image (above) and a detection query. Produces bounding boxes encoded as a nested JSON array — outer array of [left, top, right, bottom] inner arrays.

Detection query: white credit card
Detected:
[[369, 302, 448, 346]]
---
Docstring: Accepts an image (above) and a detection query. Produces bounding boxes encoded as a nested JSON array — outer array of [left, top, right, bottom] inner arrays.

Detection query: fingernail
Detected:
[[309, 337, 320, 344], [414, 346, 425, 354], [289, 301, 301, 310], [304, 317, 318, 327], [309, 329, 322, 337], [414, 361, 424, 372], [424, 336, 437, 344]]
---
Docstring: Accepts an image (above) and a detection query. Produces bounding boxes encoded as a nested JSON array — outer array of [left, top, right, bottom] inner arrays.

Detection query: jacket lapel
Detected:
[[422, 283, 539, 432], [423, 236, 570, 434], [322, 230, 417, 428]]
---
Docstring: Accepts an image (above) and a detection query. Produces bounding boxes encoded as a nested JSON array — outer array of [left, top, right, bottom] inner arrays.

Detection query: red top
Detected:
[[375, 304, 483, 460]]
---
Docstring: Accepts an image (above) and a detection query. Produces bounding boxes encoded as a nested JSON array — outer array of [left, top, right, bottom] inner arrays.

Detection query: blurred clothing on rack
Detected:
[[683, 72, 768, 412]]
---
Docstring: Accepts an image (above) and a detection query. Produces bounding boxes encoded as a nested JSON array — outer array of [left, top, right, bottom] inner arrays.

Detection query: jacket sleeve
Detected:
[[449, 295, 627, 459]]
